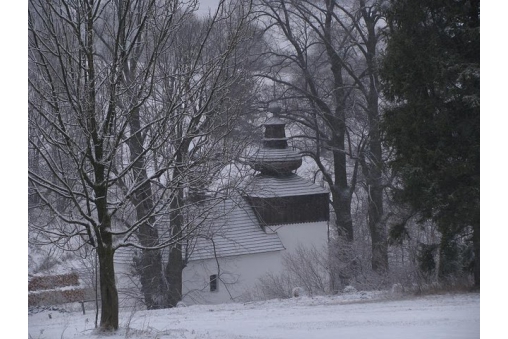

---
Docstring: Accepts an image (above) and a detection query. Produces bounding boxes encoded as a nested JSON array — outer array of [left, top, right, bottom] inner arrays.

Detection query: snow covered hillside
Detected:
[[28, 291, 480, 339]]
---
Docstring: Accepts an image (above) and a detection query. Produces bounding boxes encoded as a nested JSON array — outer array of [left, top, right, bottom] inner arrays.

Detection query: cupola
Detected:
[[249, 117, 302, 175], [244, 115, 330, 227]]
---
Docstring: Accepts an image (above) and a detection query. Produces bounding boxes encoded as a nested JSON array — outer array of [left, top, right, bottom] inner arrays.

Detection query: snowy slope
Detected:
[[28, 292, 480, 339]]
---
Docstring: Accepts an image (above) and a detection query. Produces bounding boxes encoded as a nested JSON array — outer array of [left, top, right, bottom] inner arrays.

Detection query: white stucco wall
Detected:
[[267, 221, 329, 254], [182, 220, 329, 305], [182, 250, 283, 305], [112, 220, 329, 307]]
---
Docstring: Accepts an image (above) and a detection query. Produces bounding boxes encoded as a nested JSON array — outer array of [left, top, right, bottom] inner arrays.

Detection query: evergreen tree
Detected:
[[381, 0, 479, 287]]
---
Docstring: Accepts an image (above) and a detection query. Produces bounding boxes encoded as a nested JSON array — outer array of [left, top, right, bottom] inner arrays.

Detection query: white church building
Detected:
[[28, 118, 331, 309], [180, 117, 330, 304]]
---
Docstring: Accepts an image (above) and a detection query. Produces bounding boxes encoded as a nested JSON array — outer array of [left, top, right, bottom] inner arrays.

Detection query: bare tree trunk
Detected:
[[165, 156, 185, 307], [323, 0, 354, 242], [165, 228, 183, 306], [330, 133, 353, 242], [95, 166, 118, 330], [322, 0, 356, 285], [359, 0, 388, 273], [116, 0, 170, 309], [254, 0, 358, 285], [127, 105, 166, 309], [363, 93, 388, 273], [97, 234, 119, 331]]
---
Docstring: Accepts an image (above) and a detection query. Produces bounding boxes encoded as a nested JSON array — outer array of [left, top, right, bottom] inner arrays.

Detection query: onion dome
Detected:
[[249, 117, 302, 175]]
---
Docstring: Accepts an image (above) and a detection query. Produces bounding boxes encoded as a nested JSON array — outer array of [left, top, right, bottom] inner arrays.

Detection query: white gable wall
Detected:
[[268, 221, 328, 254], [182, 250, 284, 305], [112, 221, 329, 307], [182, 220, 328, 305]]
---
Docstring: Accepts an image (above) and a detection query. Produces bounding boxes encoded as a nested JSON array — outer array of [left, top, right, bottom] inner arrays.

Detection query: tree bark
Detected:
[[118, 0, 167, 306], [330, 146, 354, 242], [360, 0, 388, 273], [94, 156, 119, 329], [97, 233, 119, 331], [127, 105, 166, 309], [363, 89, 388, 273], [165, 242, 183, 307], [324, 0, 354, 242], [165, 163, 184, 307]]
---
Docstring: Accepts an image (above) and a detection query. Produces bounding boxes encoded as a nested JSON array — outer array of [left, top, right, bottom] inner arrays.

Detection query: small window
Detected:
[[210, 274, 218, 292]]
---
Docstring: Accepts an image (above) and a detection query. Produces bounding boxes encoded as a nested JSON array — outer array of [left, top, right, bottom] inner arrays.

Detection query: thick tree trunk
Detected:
[[323, 0, 356, 285], [331, 147, 354, 241], [97, 231, 119, 331], [367, 179, 388, 272], [324, 0, 354, 243], [364, 123, 388, 273], [165, 244, 183, 307], [127, 105, 166, 309], [94, 169, 119, 329], [165, 182, 184, 307], [134, 186, 164, 310], [133, 192, 165, 310], [137, 247, 164, 309], [361, 3, 388, 273], [165, 189, 183, 307], [115, 0, 168, 308]]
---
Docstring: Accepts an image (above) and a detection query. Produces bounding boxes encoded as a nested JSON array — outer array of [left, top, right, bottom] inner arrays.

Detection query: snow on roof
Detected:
[[112, 197, 285, 265], [113, 174, 328, 265], [187, 198, 285, 261], [245, 173, 329, 198], [263, 117, 285, 125], [249, 147, 301, 162]]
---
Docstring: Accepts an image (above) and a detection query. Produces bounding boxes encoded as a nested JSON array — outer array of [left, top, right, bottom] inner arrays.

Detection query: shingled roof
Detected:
[[245, 173, 329, 198], [112, 197, 285, 266], [186, 198, 285, 261], [115, 116, 329, 265], [249, 147, 302, 164]]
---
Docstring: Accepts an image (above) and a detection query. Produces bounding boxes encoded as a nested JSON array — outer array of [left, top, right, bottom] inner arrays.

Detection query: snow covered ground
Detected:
[[28, 291, 480, 339]]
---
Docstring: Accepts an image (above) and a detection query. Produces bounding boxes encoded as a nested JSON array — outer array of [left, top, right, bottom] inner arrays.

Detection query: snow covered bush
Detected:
[[343, 285, 357, 294], [256, 272, 293, 299], [291, 287, 306, 298]]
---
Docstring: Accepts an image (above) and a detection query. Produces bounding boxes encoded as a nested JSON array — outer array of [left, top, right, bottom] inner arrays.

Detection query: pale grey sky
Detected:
[[196, 0, 221, 16]]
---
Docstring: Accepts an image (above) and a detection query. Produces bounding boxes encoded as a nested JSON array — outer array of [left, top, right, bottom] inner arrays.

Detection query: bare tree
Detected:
[[150, 1, 262, 308], [28, 0, 257, 330], [253, 0, 389, 276], [116, 1, 260, 309]]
